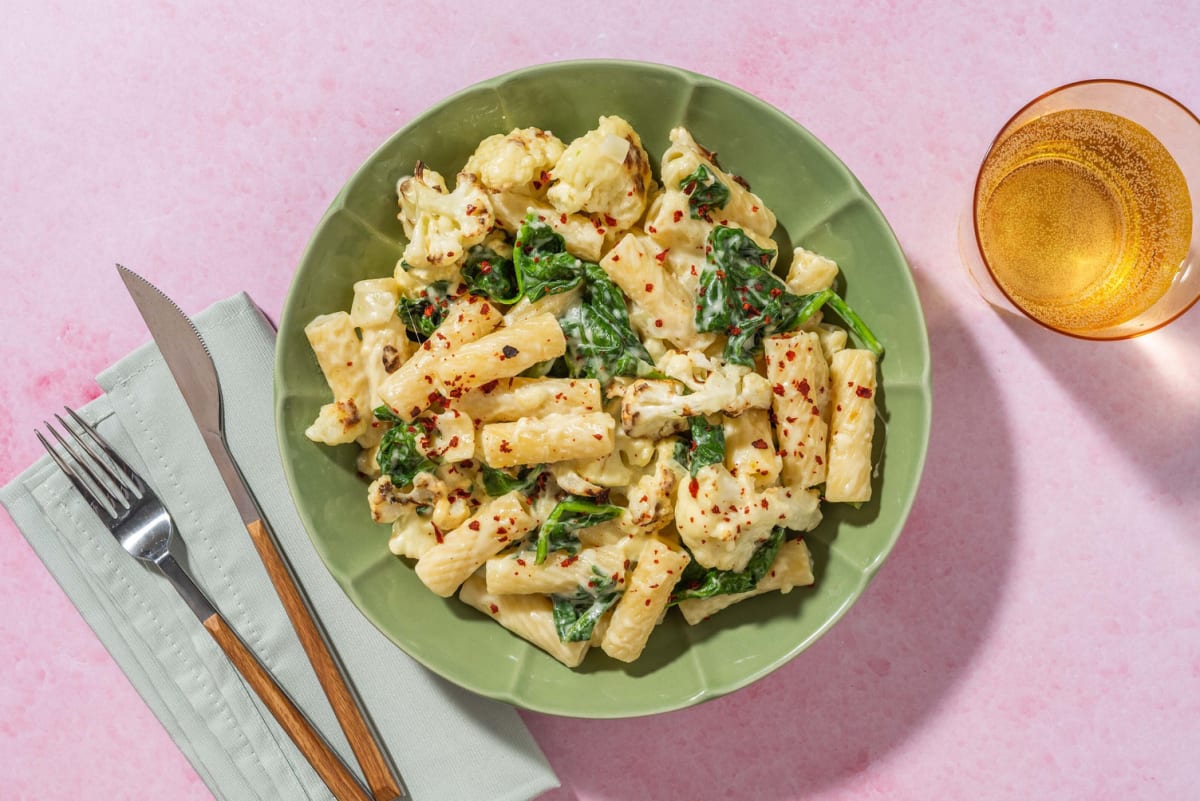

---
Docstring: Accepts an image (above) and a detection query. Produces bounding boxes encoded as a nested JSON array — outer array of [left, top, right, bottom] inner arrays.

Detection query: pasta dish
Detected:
[[302, 117, 882, 667]]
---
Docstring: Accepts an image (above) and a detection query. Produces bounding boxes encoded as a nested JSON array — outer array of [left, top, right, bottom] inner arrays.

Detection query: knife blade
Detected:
[[116, 265, 404, 801]]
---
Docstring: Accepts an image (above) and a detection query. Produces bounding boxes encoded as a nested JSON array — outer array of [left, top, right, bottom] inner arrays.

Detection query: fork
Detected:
[[38, 407, 372, 801]]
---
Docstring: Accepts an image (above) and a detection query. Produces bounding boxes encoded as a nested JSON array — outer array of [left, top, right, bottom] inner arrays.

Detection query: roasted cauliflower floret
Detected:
[[617, 350, 773, 438], [620, 442, 680, 536], [463, 127, 565, 194], [305, 399, 368, 445], [397, 163, 493, 270], [547, 115, 652, 230], [674, 464, 821, 572]]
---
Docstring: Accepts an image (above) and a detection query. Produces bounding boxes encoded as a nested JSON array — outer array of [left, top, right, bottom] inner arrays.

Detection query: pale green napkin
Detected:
[[0, 293, 559, 801]]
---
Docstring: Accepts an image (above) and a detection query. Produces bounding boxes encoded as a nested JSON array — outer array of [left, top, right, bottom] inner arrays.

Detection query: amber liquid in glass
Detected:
[[975, 108, 1192, 335]]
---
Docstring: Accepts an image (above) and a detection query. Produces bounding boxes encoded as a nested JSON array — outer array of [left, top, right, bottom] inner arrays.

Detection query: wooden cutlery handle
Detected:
[[246, 519, 404, 801], [203, 613, 371, 801]]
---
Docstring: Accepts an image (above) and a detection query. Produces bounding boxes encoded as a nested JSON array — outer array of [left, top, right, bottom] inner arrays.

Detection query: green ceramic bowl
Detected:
[[275, 60, 931, 718]]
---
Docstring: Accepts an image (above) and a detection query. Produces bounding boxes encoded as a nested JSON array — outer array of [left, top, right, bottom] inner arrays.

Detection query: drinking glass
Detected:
[[959, 79, 1200, 339]]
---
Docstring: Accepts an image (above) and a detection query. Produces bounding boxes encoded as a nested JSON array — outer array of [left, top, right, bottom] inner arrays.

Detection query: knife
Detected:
[[117, 265, 404, 801]]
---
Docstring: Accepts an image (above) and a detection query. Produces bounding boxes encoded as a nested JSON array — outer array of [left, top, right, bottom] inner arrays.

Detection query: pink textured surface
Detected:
[[2, 2, 1198, 799]]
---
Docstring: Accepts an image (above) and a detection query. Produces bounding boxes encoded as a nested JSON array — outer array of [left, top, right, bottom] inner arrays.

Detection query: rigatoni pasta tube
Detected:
[[305, 312, 368, 402], [485, 545, 626, 596], [722, 408, 781, 490], [433, 313, 566, 395], [600, 540, 689, 663], [377, 296, 501, 420], [825, 349, 877, 503], [459, 575, 588, 668], [765, 332, 831, 489], [414, 491, 536, 597], [452, 377, 603, 424], [480, 412, 615, 468], [599, 233, 713, 351], [678, 539, 814, 625]]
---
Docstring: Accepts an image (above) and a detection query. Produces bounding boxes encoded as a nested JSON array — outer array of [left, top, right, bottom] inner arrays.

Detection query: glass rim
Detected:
[[969, 78, 1200, 341]]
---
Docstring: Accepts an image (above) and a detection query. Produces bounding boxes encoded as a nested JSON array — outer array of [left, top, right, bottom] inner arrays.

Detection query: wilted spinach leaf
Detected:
[[461, 243, 520, 303], [696, 226, 882, 364], [397, 280, 459, 340], [672, 416, 726, 476], [551, 566, 622, 642], [373, 405, 438, 487], [480, 463, 544, 497], [559, 263, 653, 387], [513, 216, 587, 301], [535, 496, 623, 565], [671, 527, 786, 603], [679, 164, 731, 221]]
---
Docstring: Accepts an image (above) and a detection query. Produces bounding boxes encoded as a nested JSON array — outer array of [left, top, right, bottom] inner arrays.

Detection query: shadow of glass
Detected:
[[997, 302, 1200, 513], [525, 270, 1017, 800]]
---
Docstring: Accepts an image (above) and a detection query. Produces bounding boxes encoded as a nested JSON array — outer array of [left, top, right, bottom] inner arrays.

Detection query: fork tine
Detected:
[[44, 421, 127, 514], [63, 406, 146, 494], [55, 411, 142, 501], [36, 429, 115, 520]]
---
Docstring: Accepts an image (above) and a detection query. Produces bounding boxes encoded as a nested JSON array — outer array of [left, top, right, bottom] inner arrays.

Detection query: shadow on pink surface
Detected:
[[523, 270, 1015, 799], [998, 302, 1199, 523]]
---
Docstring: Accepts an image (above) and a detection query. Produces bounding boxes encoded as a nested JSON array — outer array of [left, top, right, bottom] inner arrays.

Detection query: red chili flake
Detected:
[[760, 498, 770, 509], [559, 213, 567, 224], [626, 190, 633, 196], [751, 204, 759, 212], [786, 415, 797, 423], [560, 555, 579, 567], [433, 525, 444, 544], [468, 520, 481, 531], [488, 603, 499, 614], [537, 214, 546, 222], [672, 209, 683, 223], [480, 379, 499, 393], [447, 435, 460, 449], [623, 559, 631, 569], [540, 170, 551, 183], [798, 378, 810, 396], [837, 404, 843, 412], [499, 440, 512, 454], [715, 269, 725, 280], [815, 455, 824, 465], [648, 225, 658, 233], [729, 326, 741, 336], [592, 433, 603, 440], [751, 439, 769, 449], [772, 384, 785, 397], [345, 361, 353, 367], [604, 214, 618, 227], [447, 251, 455, 258], [654, 319, 663, 328], [760, 254, 769, 265], [644, 598, 652, 606], [856, 386, 874, 399], [516, 558, 527, 566], [710, 504, 721, 514], [811, 406, 820, 416], [596, 228, 606, 236], [423, 306, 434, 318], [532, 180, 542, 190], [480, 303, 491, 315]]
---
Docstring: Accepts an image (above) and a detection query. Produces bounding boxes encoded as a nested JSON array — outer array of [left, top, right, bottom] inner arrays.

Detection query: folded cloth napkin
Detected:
[[1, 293, 559, 801]]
